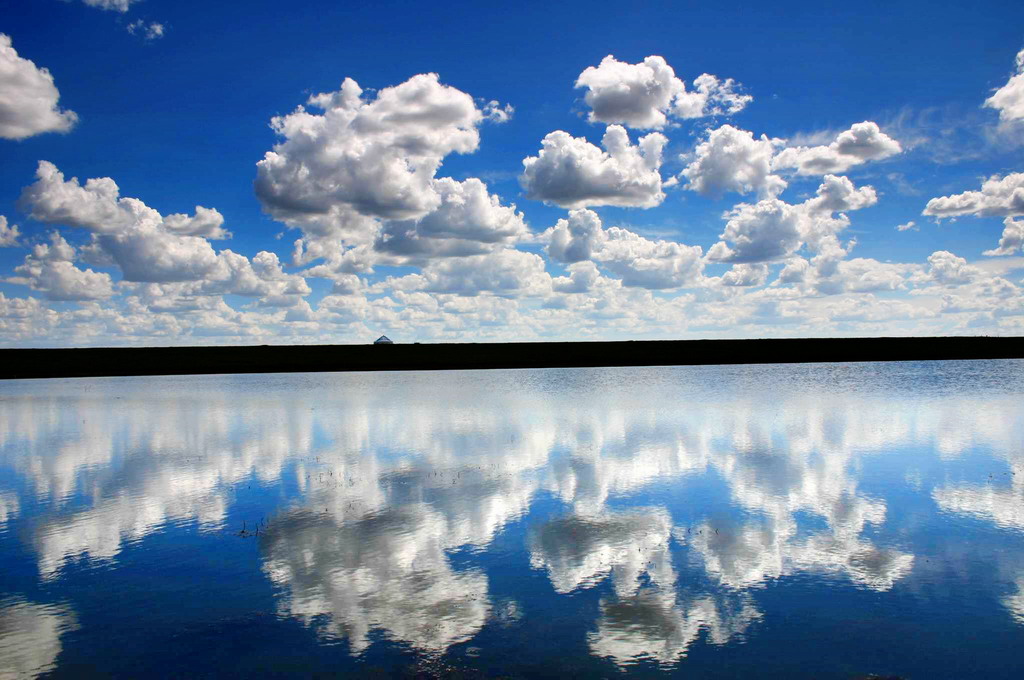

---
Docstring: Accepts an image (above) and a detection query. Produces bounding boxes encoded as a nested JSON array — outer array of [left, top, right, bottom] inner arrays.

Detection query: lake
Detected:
[[1, 360, 1023, 678]]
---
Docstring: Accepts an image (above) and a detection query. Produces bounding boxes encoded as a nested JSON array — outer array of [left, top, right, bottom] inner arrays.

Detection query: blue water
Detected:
[[1, 360, 1023, 678]]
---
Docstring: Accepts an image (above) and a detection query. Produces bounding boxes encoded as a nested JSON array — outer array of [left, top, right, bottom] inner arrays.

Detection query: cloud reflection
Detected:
[[0, 597, 77, 680], [0, 363, 1020, 661]]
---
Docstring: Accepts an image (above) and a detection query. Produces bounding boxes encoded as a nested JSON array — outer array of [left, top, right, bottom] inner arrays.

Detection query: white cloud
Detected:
[[390, 249, 551, 297], [802, 174, 878, 216], [576, 55, 683, 129], [9, 232, 114, 301], [923, 173, 1024, 218], [162, 206, 230, 239], [18, 161, 228, 238], [374, 177, 528, 260], [0, 216, 20, 246], [681, 125, 786, 199], [81, 0, 138, 10], [917, 250, 981, 286], [544, 208, 606, 263], [597, 226, 704, 289], [574, 55, 751, 131], [255, 74, 489, 239], [520, 125, 666, 208], [984, 217, 1024, 256], [482, 100, 514, 123], [552, 261, 602, 293], [17, 162, 309, 303], [984, 48, 1024, 122], [675, 72, 753, 118], [707, 175, 875, 264], [772, 121, 901, 175], [541, 209, 703, 289], [0, 34, 78, 140], [707, 199, 805, 263], [721, 263, 769, 287], [896, 220, 918, 232], [127, 20, 167, 41]]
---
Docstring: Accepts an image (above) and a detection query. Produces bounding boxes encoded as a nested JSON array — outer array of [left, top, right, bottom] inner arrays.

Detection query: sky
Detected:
[[1, 0, 1023, 347]]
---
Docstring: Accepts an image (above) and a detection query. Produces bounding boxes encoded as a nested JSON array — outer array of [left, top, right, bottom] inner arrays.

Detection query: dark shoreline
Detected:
[[0, 336, 1021, 380]]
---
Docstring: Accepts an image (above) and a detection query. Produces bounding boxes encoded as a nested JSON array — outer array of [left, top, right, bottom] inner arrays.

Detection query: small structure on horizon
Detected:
[[374, 335, 394, 345]]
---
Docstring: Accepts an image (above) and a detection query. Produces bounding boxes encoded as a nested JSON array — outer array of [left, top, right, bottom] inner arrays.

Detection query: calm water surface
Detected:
[[1, 361, 1023, 678]]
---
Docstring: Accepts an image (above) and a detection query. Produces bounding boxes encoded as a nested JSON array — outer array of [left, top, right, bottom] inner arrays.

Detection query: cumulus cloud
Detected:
[[721, 263, 770, 287], [520, 125, 667, 208], [773, 122, 901, 175], [552, 261, 602, 294], [917, 250, 981, 286], [681, 125, 786, 199], [707, 199, 805, 264], [596, 226, 704, 289], [374, 177, 528, 260], [9, 232, 115, 301], [255, 74, 492, 239], [0, 34, 78, 140], [17, 161, 308, 302], [984, 48, 1024, 122], [482, 100, 514, 123], [574, 55, 751, 131], [0, 216, 20, 247], [707, 175, 875, 264], [922, 173, 1024, 218], [390, 249, 551, 297], [19, 161, 229, 238], [540, 209, 703, 289], [896, 220, 918, 232], [576, 55, 683, 129], [984, 217, 1024, 256], [544, 208, 605, 263], [802, 174, 878, 216]]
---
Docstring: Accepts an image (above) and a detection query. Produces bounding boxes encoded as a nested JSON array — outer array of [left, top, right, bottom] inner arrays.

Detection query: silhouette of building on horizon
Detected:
[[374, 335, 393, 345]]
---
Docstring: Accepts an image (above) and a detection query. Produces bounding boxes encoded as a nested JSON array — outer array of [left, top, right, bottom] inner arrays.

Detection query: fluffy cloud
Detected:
[[773, 122, 901, 175], [541, 209, 703, 289], [544, 208, 605, 263], [0, 34, 78, 140], [721, 263, 770, 287], [896, 220, 917, 232], [984, 217, 1024, 256], [16, 162, 308, 302], [520, 125, 667, 208], [916, 250, 981, 286], [574, 55, 751, 130], [0, 216, 20, 247], [681, 125, 786, 199], [551, 261, 602, 294], [597, 226, 704, 289], [984, 48, 1024, 122], [9, 233, 114, 301], [19, 161, 229, 238], [922, 173, 1024, 218], [255, 74, 491, 237], [374, 177, 528, 260], [802, 173, 878, 216], [390, 249, 551, 297], [707, 199, 805, 263], [707, 175, 875, 264]]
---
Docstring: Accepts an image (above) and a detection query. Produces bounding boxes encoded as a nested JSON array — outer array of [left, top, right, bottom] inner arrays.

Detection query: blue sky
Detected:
[[1, 0, 1023, 346]]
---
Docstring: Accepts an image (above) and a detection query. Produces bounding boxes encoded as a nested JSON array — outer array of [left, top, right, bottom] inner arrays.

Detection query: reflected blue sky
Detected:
[[1, 361, 1023, 677]]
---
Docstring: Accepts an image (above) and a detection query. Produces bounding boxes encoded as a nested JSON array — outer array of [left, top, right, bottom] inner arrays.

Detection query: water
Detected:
[[1, 360, 1023, 678]]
